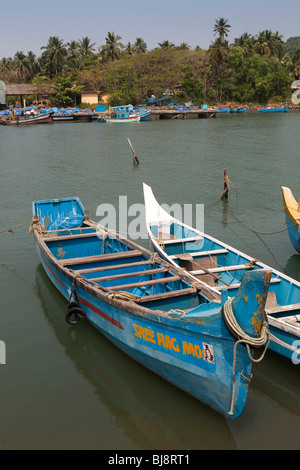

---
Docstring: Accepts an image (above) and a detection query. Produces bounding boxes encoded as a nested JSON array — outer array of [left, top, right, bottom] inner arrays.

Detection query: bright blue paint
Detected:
[[31, 196, 272, 419]]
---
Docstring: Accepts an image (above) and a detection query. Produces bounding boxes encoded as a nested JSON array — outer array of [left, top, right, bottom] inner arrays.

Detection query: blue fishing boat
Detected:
[[258, 105, 289, 113], [99, 104, 149, 122], [31, 196, 272, 419], [143, 183, 300, 362], [237, 106, 248, 113], [134, 107, 151, 120], [282, 186, 300, 253], [217, 106, 231, 114]]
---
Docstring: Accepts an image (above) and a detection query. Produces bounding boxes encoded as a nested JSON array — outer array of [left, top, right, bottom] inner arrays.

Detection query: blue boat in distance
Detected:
[[237, 106, 248, 113], [31, 196, 272, 419], [98, 105, 150, 122], [258, 105, 289, 113], [143, 183, 300, 363], [217, 106, 231, 114], [282, 186, 300, 253]]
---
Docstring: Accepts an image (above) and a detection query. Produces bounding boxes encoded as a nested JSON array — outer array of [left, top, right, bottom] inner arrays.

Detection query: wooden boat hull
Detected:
[[218, 107, 231, 114], [31, 196, 271, 418], [237, 107, 248, 113], [258, 107, 289, 113], [0, 112, 53, 125], [134, 108, 151, 120], [282, 186, 300, 253], [105, 115, 141, 123], [143, 183, 300, 362]]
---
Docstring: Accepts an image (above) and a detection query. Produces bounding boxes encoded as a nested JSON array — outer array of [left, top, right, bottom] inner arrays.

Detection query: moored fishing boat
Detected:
[[99, 104, 142, 123], [282, 186, 300, 253], [0, 111, 53, 125], [217, 106, 231, 114], [105, 115, 141, 123], [143, 183, 300, 362], [258, 105, 289, 113], [31, 196, 272, 419], [237, 106, 248, 113], [134, 107, 151, 120]]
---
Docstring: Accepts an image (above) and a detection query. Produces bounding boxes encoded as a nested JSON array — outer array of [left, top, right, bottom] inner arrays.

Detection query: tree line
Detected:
[[0, 19, 299, 107]]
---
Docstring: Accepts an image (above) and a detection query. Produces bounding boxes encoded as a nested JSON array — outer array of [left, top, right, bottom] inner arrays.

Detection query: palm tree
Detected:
[[255, 30, 284, 58], [78, 37, 96, 57], [100, 32, 123, 61], [233, 33, 254, 56], [133, 37, 147, 54], [26, 51, 39, 78], [209, 38, 230, 103], [41, 36, 67, 76], [13, 51, 30, 81], [67, 40, 79, 58], [158, 40, 175, 48], [213, 18, 231, 42]]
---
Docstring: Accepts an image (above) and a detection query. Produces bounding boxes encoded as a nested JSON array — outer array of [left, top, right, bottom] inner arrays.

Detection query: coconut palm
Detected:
[[78, 37, 96, 57], [101, 32, 123, 61], [255, 30, 284, 58], [213, 18, 231, 42], [13, 51, 30, 81], [158, 40, 175, 48], [41, 36, 67, 76], [133, 37, 147, 54]]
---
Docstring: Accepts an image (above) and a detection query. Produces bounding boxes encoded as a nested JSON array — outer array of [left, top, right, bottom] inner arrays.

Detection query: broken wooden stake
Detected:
[[219, 168, 229, 200], [127, 138, 140, 165]]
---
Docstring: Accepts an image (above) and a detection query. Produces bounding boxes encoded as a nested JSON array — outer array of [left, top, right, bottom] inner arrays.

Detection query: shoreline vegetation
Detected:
[[0, 19, 299, 109]]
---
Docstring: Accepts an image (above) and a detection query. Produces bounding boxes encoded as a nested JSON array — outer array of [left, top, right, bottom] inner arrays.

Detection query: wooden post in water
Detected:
[[219, 168, 229, 200], [127, 138, 140, 165]]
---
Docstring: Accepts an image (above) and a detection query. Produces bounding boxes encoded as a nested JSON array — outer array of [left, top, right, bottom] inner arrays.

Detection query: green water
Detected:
[[1, 113, 300, 450]]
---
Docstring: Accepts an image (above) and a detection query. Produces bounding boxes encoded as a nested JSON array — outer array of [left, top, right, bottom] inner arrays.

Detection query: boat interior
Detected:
[[150, 221, 300, 323], [44, 226, 212, 312]]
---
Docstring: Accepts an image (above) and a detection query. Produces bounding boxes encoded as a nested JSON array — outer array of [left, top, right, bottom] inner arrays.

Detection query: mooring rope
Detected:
[[0, 218, 32, 235], [107, 291, 141, 302], [222, 298, 270, 416]]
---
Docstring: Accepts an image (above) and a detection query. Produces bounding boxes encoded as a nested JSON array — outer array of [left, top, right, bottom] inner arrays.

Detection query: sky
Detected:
[[0, 0, 299, 59]]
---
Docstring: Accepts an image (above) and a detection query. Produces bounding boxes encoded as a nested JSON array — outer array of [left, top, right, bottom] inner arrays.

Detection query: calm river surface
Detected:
[[1, 112, 300, 450]]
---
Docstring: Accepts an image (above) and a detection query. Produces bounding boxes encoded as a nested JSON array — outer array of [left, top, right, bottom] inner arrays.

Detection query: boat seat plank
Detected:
[[59, 249, 143, 266], [90, 267, 169, 282], [266, 303, 300, 315], [215, 277, 281, 290], [159, 236, 202, 245], [169, 249, 228, 260], [75, 259, 153, 274], [107, 275, 181, 291], [190, 263, 254, 275], [138, 287, 197, 303], [43, 231, 99, 242]]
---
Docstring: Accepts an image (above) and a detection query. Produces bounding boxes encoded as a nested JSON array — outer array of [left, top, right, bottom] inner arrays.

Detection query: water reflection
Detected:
[[284, 254, 300, 282]]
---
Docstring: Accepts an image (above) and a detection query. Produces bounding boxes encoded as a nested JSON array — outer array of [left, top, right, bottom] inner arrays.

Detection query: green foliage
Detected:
[[178, 66, 204, 104], [0, 28, 297, 106]]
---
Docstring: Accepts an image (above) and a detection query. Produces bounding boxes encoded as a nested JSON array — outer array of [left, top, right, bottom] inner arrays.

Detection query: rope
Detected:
[[223, 298, 270, 416], [107, 291, 141, 302], [0, 219, 32, 235]]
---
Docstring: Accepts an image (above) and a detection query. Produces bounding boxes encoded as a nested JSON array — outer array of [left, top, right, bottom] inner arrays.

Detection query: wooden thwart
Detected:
[[90, 267, 169, 283], [75, 259, 153, 274], [169, 249, 228, 260], [59, 249, 143, 266], [107, 275, 181, 291], [138, 287, 198, 303], [266, 302, 300, 315], [160, 236, 202, 245], [43, 231, 99, 242]]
